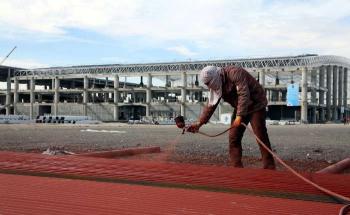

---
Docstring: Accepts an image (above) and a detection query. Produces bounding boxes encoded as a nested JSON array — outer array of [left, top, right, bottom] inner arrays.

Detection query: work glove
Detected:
[[232, 116, 242, 128], [186, 122, 201, 133]]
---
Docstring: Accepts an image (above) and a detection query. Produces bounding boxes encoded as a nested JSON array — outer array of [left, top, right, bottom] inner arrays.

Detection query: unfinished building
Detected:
[[0, 54, 349, 123]]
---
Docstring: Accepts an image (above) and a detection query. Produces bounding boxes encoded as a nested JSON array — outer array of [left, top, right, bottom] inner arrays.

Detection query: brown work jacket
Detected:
[[199, 66, 267, 124]]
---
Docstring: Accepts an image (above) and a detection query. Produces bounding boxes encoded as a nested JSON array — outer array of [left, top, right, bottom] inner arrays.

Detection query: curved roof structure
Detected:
[[15, 55, 350, 77]]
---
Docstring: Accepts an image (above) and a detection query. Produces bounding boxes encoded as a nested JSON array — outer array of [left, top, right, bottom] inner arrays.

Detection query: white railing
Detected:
[[14, 55, 350, 77]]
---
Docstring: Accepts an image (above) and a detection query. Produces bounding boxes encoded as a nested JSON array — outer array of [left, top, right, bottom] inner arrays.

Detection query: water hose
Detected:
[[174, 116, 350, 214]]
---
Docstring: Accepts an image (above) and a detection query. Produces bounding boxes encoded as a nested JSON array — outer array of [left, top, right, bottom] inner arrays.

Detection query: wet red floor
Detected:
[[0, 173, 344, 215], [0, 151, 350, 214], [1, 151, 349, 199]]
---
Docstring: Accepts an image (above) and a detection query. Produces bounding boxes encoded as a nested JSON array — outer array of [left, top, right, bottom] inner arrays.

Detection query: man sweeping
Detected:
[[187, 65, 276, 169]]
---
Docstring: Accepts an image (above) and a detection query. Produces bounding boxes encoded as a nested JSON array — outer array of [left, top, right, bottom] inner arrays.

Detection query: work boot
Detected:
[[262, 156, 276, 170], [229, 145, 243, 168], [233, 161, 244, 168]]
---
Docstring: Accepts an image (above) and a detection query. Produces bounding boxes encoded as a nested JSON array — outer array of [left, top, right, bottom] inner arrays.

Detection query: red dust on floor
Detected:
[[0, 173, 345, 215], [0, 151, 349, 202], [76, 146, 161, 158]]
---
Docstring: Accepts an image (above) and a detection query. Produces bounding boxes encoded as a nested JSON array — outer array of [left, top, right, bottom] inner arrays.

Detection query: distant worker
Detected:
[[187, 66, 276, 169]]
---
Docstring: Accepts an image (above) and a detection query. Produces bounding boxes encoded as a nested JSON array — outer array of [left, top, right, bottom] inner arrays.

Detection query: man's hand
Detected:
[[232, 116, 242, 127], [186, 122, 202, 133]]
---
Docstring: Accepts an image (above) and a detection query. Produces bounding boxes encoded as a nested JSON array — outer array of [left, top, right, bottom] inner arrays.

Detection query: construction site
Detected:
[[0, 54, 350, 214], [0, 54, 349, 123]]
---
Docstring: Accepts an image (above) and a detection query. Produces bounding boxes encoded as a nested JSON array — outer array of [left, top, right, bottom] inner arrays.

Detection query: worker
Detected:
[[187, 65, 276, 169]]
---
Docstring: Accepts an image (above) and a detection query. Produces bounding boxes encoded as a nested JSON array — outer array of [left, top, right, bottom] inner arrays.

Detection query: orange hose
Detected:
[[241, 123, 350, 203], [196, 123, 350, 214]]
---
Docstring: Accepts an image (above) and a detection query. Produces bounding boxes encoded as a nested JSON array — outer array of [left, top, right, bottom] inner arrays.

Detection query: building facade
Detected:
[[1, 55, 349, 123]]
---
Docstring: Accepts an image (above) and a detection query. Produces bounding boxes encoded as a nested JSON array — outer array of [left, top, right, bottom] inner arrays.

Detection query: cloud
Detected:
[[100, 56, 128, 63], [167, 45, 197, 57], [3, 58, 48, 69], [0, 0, 350, 58]]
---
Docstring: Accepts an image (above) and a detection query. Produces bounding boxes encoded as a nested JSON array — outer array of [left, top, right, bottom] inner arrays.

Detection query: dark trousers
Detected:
[[229, 108, 275, 169]]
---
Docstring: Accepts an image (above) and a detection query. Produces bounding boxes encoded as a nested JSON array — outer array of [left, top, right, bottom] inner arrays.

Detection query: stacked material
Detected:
[[0, 115, 31, 124], [35, 115, 100, 124]]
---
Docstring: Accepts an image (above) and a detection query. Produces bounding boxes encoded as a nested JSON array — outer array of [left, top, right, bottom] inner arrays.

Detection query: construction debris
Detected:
[[0, 115, 32, 124], [42, 147, 75, 155], [36, 115, 100, 124]]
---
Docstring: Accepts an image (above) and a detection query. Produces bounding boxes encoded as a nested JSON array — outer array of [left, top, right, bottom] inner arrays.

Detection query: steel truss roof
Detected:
[[15, 55, 350, 77]]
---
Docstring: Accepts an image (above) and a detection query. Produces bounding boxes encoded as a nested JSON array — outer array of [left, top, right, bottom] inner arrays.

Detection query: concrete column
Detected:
[[38, 94, 42, 103], [181, 72, 187, 118], [6, 68, 11, 115], [338, 67, 343, 119], [311, 68, 317, 123], [275, 71, 280, 85], [146, 73, 152, 117], [30, 77, 35, 119], [113, 74, 119, 121], [319, 66, 325, 122], [165, 75, 170, 87], [343, 68, 348, 108], [332, 66, 338, 121], [301, 67, 308, 123], [13, 77, 19, 115], [92, 78, 96, 103], [54, 77, 60, 116], [140, 76, 144, 87], [83, 76, 88, 116], [259, 69, 265, 86], [132, 88, 136, 103], [319, 66, 325, 104], [105, 77, 109, 103], [326, 66, 332, 121], [122, 77, 127, 101]]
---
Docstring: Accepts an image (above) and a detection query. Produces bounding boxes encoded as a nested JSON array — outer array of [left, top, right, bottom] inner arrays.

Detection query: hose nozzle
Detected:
[[175, 116, 186, 134], [175, 115, 185, 129]]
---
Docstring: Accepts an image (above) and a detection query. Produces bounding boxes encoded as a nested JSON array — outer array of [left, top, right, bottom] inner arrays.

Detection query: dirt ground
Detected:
[[0, 123, 349, 173]]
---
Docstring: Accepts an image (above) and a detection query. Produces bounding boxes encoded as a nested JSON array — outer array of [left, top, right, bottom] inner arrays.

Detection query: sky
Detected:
[[0, 0, 350, 69]]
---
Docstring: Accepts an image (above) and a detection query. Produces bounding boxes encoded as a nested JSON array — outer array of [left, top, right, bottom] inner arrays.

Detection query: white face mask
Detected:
[[200, 66, 222, 106], [207, 73, 221, 91]]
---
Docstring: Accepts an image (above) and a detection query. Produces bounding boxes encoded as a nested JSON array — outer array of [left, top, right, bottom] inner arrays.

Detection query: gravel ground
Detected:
[[0, 123, 349, 172]]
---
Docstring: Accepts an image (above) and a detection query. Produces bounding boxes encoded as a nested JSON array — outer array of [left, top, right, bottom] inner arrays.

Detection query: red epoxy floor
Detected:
[[0, 173, 344, 215], [0, 151, 349, 201]]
